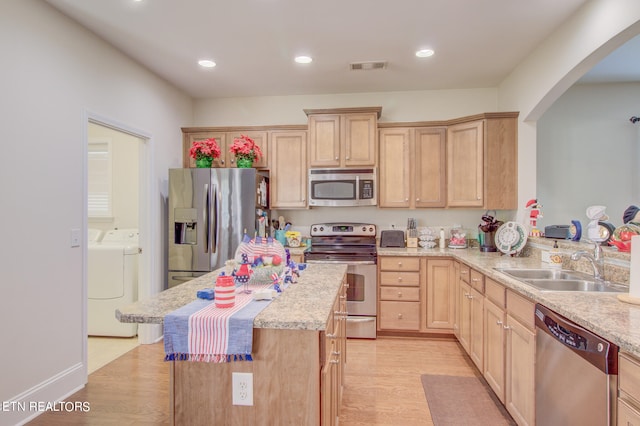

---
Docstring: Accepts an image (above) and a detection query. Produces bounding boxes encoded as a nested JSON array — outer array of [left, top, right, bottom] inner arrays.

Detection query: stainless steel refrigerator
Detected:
[[168, 168, 263, 288]]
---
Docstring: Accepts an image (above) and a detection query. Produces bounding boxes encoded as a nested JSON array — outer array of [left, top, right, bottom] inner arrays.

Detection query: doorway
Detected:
[[83, 115, 152, 375]]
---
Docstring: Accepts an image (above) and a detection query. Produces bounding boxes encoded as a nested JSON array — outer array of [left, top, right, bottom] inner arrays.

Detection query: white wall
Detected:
[[498, 0, 640, 220], [0, 2, 192, 425], [537, 82, 640, 228]]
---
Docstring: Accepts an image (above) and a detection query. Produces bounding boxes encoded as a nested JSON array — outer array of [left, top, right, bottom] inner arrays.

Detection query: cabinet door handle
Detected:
[[472, 278, 480, 282], [330, 359, 340, 364], [503, 325, 511, 330], [416, 198, 420, 202], [345, 156, 350, 160], [335, 156, 339, 160], [397, 313, 403, 319], [496, 320, 503, 326], [461, 270, 468, 275]]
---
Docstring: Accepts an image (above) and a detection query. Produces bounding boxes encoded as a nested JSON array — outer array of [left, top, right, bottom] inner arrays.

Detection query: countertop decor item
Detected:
[[189, 137, 221, 168], [229, 134, 263, 168], [495, 221, 528, 255]]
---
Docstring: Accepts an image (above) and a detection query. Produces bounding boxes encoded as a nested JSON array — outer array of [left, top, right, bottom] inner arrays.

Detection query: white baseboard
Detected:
[[2, 363, 86, 426]]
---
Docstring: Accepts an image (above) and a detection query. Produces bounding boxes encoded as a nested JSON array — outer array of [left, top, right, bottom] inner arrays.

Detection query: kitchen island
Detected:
[[117, 263, 347, 426]]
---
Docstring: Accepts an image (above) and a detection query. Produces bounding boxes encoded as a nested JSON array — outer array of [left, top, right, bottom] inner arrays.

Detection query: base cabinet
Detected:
[[378, 256, 454, 334], [484, 299, 506, 403], [504, 290, 535, 426]]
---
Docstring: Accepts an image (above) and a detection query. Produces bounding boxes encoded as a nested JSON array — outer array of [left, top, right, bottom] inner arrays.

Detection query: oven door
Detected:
[[344, 262, 377, 339]]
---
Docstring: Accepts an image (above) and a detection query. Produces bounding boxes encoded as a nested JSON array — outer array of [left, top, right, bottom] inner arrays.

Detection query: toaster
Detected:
[[380, 230, 405, 247]]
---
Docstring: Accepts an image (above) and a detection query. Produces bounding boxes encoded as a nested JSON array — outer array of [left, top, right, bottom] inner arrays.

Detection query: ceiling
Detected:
[[45, 0, 639, 100]]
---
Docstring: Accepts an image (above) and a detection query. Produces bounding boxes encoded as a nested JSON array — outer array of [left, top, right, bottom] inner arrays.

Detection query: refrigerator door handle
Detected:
[[211, 184, 218, 253], [203, 183, 209, 253]]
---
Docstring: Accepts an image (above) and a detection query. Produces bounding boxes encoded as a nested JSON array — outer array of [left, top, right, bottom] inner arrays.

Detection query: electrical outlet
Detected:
[[232, 372, 253, 406]]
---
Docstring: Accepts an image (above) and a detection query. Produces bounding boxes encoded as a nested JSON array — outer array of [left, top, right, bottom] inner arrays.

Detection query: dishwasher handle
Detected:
[[535, 303, 618, 374]]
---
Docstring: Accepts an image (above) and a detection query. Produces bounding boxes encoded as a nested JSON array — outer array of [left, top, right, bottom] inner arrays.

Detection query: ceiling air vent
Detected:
[[349, 61, 387, 71]]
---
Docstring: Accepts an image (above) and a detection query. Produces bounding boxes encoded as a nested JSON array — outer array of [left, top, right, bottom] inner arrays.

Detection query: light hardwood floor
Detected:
[[29, 336, 477, 425]]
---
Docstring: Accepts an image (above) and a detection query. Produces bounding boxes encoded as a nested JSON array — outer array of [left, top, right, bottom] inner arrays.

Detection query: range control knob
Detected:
[[369, 226, 374, 233], [312, 226, 317, 233], [320, 226, 324, 232], [362, 226, 367, 232]]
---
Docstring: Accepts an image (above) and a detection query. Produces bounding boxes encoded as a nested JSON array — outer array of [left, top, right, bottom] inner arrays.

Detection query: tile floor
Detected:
[[87, 336, 139, 374]]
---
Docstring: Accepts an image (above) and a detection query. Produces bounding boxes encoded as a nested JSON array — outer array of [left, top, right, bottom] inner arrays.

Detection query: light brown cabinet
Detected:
[[378, 127, 446, 208], [424, 258, 455, 329], [182, 130, 268, 169], [306, 107, 380, 168], [618, 352, 640, 426], [321, 279, 347, 426], [378, 257, 421, 331], [504, 290, 536, 426], [484, 278, 507, 403], [269, 130, 308, 209], [378, 256, 455, 334], [446, 114, 518, 209]]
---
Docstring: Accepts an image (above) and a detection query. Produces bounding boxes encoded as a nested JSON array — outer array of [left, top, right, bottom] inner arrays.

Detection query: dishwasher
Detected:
[[535, 304, 618, 426]]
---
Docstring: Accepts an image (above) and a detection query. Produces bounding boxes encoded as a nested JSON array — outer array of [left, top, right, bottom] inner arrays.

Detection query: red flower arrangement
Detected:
[[189, 138, 221, 160], [229, 135, 263, 162]]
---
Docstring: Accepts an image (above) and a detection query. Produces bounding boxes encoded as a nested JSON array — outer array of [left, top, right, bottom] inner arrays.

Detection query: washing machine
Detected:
[[88, 228, 139, 337]]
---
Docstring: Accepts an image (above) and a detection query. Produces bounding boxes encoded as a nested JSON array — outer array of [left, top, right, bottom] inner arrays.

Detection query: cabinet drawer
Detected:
[[459, 264, 470, 283], [379, 257, 420, 271], [380, 271, 420, 286], [618, 398, 640, 426], [380, 286, 420, 301], [506, 290, 535, 330], [485, 278, 506, 307], [470, 269, 484, 292], [620, 352, 640, 407], [379, 301, 420, 330]]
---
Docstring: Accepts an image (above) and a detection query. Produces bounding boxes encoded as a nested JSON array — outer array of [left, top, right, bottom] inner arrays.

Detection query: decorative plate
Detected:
[[495, 221, 528, 255]]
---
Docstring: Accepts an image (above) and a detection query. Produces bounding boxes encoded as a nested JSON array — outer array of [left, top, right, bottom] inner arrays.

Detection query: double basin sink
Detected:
[[495, 268, 627, 293]]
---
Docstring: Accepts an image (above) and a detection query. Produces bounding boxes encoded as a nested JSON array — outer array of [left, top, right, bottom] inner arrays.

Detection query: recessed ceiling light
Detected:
[[198, 59, 216, 68], [295, 56, 313, 64], [415, 49, 435, 58]]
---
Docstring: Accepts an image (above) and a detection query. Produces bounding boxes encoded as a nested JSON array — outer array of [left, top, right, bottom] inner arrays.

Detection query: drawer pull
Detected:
[[326, 333, 337, 339], [397, 313, 403, 319], [472, 278, 480, 282], [397, 292, 403, 298], [496, 320, 503, 326], [397, 262, 403, 267], [397, 277, 403, 282], [330, 359, 340, 364], [503, 325, 511, 330], [461, 270, 468, 274]]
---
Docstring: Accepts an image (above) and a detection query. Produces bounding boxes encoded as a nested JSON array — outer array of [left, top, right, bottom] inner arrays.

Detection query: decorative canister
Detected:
[[215, 275, 236, 308]]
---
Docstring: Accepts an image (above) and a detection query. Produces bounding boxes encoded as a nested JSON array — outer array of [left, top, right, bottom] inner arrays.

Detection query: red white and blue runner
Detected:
[[164, 282, 273, 362]]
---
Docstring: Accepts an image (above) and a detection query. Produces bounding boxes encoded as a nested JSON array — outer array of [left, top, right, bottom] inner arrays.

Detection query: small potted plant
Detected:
[[189, 138, 221, 168], [229, 135, 263, 168]]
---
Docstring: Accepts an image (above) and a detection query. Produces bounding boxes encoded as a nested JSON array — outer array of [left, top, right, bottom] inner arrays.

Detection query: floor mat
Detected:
[[421, 374, 516, 426]]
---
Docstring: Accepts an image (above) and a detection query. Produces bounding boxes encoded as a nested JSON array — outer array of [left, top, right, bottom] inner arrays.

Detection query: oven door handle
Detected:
[[346, 317, 376, 323], [305, 260, 376, 265]]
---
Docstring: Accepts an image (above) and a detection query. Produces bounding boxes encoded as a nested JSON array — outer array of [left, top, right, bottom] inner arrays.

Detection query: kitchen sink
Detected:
[[495, 268, 627, 293]]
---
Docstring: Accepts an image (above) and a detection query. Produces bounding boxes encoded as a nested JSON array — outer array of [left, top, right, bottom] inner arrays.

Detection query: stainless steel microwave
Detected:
[[308, 168, 377, 207]]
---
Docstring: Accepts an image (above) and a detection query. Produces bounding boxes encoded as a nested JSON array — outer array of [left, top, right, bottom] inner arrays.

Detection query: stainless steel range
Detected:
[[304, 223, 377, 339]]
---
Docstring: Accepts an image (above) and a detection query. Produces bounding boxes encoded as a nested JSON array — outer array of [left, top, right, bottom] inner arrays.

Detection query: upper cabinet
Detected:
[[305, 107, 381, 168], [269, 130, 308, 209], [182, 128, 269, 169], [447, 113, 518, 209], [378, 127, 446, 208]]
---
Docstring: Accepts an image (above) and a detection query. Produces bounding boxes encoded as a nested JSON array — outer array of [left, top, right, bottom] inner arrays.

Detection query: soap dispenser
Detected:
[[549, 241, 563, 269]]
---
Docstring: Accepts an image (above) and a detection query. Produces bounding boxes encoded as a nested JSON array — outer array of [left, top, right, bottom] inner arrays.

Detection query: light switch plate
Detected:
[[71, 228, 81, 248]]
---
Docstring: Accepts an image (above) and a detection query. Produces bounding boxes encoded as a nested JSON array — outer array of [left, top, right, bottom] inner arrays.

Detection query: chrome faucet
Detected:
[[570, 241, 604, 281]]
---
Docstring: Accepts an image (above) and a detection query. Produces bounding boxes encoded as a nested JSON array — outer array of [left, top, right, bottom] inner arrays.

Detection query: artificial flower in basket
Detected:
[[229, 135, 263, 168], [190, 138, 221, 168]]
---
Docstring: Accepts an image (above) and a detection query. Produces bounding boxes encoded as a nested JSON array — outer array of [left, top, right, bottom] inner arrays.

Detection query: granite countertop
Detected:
[[378, 246, 640, 357], [116, 263, 346, 332]]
